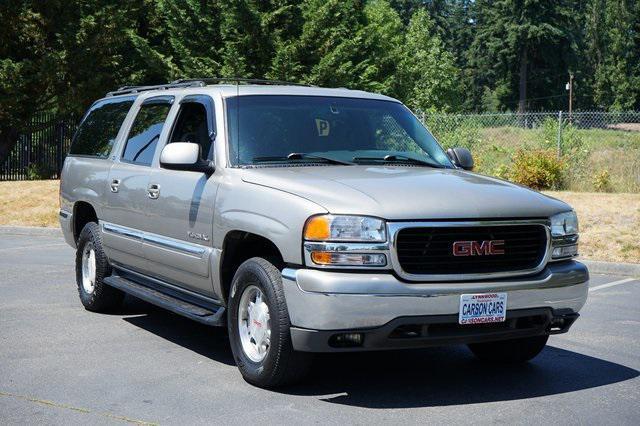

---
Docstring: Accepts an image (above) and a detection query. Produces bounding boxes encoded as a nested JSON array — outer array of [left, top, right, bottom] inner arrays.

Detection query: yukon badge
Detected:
[[188, 231, 210, 242], [453, 240, 505, 256]]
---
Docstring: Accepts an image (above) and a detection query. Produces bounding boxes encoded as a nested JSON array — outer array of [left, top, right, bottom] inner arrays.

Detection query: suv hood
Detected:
[[241, 166, 571, 220]]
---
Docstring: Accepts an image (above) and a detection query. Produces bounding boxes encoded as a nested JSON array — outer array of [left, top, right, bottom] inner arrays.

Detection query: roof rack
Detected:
[[105, 77, 314, 96], [172, 78, 314, 87], [105, 81, 205, 97]]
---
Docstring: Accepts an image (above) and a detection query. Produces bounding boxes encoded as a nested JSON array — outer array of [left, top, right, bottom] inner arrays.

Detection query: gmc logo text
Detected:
[[452, 240, 505, 256]]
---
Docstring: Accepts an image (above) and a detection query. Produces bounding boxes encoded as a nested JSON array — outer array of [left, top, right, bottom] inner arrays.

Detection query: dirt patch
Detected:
[[0, 180, 60, 227], [544, 191, 640, 263]]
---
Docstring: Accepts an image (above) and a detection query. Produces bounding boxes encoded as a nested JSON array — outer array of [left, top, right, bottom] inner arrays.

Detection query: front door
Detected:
[[143, 95, 220, 297]]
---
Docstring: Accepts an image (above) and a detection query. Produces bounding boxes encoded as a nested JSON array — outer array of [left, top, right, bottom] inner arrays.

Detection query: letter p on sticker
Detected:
[[315, 119, 330, 137]]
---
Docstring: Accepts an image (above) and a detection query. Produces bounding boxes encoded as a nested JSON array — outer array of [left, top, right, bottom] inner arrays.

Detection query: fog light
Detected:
[[310, 251, 387, 266], [552, 244, 578, 259], [329, 332, 364, 348]]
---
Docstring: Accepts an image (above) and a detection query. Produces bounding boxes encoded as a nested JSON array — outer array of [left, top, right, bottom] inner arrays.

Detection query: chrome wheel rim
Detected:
[[81, 242, 97, 294], [238, 285, 271, 362]]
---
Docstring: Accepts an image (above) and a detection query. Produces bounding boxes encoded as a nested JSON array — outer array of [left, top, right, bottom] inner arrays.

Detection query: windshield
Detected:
[[225, 95, 452, 167]]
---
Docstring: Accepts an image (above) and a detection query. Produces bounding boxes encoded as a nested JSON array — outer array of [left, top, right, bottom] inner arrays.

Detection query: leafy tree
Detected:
[[584, 0, 640, 110], [156, 0, 223, 77], [0, 0, 60, 161], [397, 9, 461, 112], [219, 0, 270, 78], [468, 0, 580, 112]]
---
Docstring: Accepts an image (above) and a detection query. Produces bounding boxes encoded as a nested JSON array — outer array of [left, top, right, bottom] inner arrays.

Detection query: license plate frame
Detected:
[[458, 292, 507, 325]]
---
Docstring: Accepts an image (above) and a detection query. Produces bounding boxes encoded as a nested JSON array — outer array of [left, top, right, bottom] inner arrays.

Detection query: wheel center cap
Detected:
[[249, 303, 268, 342]]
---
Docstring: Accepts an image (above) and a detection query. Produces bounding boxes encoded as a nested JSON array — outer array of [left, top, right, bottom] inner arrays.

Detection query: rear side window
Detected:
[[69, 96, 135, 157], [121, 99, 173, 166]]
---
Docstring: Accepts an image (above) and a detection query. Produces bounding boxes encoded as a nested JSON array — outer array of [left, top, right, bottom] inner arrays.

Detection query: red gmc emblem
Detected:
[[452, 240, 505, 256]]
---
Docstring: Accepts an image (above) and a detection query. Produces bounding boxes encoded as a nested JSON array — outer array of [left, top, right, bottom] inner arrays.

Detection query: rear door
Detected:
[[101, 96, 174, 272], [143, 95, 220, 297]]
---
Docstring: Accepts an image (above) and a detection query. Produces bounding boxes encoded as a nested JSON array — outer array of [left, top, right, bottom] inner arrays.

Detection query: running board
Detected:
[[104, 276, 225, 326]]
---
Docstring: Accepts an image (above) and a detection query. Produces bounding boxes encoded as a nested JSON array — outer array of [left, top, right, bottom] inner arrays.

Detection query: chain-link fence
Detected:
[[420, 111, 640, 193]]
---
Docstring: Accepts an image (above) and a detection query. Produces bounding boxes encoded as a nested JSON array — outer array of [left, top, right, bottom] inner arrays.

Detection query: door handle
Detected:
[[147, 183, 160, 199], [110, 179, 121, 193]]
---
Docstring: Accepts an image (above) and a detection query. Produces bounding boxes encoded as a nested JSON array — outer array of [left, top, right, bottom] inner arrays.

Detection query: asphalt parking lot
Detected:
[[1, 232, 638, 425]]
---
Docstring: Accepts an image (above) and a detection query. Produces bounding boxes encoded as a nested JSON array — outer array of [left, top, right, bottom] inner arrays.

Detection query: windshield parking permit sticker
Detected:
[[315, 119, 330, 137]]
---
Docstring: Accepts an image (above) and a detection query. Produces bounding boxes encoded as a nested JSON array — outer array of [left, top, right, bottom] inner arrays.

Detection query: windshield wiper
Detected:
[[352, 154, 444, 168], [253, 152, 353, 165]]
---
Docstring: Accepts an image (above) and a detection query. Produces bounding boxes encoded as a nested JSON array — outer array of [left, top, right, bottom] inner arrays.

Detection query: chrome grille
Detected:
[[389, 221, 550, 281]]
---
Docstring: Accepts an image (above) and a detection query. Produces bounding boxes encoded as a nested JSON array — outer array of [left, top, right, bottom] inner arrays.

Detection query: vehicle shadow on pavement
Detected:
[[113, 297, 638, 408], [119, 297, 235, 367], [283, 345, 639, 408]]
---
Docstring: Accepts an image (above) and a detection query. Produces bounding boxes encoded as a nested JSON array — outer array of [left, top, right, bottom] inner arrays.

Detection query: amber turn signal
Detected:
[[304, 216, 331, 240]]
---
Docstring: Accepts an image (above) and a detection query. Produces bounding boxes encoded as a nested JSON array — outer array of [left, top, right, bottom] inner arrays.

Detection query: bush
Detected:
[[509, 149, 565, 190], [592, 170, 611, 192], [492, 164, 510, 180]]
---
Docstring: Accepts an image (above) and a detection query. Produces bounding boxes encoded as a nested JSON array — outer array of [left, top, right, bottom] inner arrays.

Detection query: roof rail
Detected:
[[105, 77, 314, 97], [105, 81, 206, 97], [172, 78, 314, 87]]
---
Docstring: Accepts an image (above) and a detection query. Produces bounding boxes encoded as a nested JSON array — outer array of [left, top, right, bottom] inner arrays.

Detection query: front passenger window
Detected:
[[169, 103, 211, 160]]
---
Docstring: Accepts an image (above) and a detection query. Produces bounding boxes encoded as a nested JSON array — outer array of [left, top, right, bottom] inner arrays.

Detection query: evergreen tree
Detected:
[[156, 0, 223, 78], [584, 0, 640, 110], [397, 9, 461, 112], [469, 0, 580, 112]]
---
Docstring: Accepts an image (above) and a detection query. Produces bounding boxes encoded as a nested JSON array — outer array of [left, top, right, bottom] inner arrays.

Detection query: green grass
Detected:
[[430, 124, 640, 193]]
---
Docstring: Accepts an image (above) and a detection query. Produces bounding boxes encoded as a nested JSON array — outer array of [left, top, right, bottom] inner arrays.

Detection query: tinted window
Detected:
[[226, 95, 452, 167], [69, 97, 135, 157], [169, 103, 211, 160], [122, 101, 172, 166]]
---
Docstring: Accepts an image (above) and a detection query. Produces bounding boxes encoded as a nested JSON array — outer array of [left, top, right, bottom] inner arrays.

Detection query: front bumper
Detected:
[[282, 261, 589, 352]]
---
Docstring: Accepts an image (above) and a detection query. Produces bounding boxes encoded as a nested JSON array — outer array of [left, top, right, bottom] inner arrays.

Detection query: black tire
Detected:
[[227, 257, 312, 388], [468, 335, 549, 363], [75, 222, 124, 312]]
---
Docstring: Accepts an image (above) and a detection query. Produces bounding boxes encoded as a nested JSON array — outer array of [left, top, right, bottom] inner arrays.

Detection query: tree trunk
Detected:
[[0, 127, 19, 165], [518, 46, 528, 113]]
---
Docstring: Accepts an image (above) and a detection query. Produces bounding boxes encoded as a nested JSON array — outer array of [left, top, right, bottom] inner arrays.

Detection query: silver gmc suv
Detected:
[[59, 79, 588, 388]]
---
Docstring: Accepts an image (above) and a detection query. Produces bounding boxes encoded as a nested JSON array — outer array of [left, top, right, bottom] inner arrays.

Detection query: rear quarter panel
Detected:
[[59, 156, 112, 241]]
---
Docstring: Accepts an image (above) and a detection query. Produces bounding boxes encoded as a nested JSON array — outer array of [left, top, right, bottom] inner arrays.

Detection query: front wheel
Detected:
[[468, 335, 549, 363], [227, 257, 312, 388]]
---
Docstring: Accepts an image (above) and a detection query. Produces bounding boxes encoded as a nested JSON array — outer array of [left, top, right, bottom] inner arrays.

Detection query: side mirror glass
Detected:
[[160, 142, 214, 174], [447, 147, 474, 171]]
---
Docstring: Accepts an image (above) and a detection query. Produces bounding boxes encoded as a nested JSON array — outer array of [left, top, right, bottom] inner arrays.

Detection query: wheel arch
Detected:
[[73, 201, 98, 243], [218, 230, 285, 304]]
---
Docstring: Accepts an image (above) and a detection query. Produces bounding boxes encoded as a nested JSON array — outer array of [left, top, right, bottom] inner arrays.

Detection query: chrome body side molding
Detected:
[[101, 221, 207, 258]]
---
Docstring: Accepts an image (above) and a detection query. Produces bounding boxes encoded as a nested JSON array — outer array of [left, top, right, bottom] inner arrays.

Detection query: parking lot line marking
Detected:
[[589, 278, 636, 293], [0, 391, 158, 425]]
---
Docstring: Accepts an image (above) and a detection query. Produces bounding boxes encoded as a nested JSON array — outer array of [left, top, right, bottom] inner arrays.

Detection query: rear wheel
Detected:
[[468, 335, 549, 363], [75, 222, 124, 312], [228, 257, 312, 388]]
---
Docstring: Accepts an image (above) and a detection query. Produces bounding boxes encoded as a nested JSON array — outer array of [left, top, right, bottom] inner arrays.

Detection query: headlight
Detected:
[[550, 211, 579, 260], [303, 215, 388, 267], [304, 215, 386, 242], [550, 211, 579, 236]]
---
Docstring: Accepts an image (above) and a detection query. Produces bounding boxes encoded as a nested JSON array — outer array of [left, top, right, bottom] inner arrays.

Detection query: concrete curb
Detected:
[[581, 259, 640, 278], [0, 226, 62, 237]]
